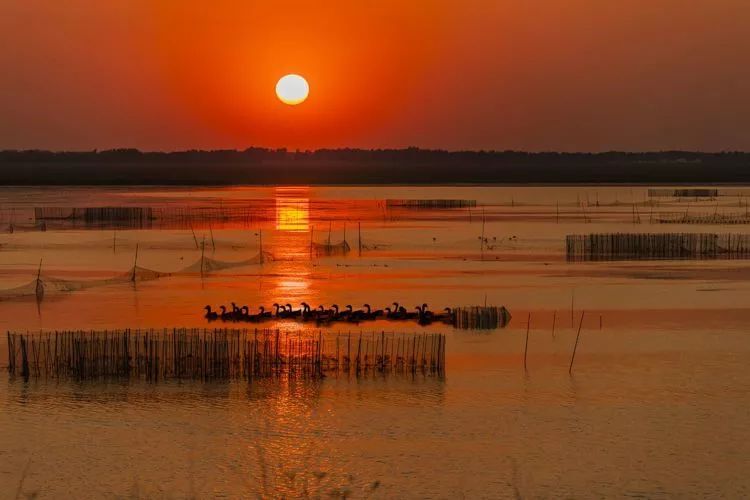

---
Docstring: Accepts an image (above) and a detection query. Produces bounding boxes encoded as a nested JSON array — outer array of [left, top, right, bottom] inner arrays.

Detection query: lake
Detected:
[[1, 185, 749, 498]]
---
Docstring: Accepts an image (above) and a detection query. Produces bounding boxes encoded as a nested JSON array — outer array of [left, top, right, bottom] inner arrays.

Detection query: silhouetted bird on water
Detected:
[[361, 304, 383, 321], [202, 300, 459, 325], [219, 305, 231, 321], [258, 306, 271, 319], [204, 305, 218, 321], [416, 304, 434, 325], [436, 307, 453, 324], [286, 303, 302, 318]]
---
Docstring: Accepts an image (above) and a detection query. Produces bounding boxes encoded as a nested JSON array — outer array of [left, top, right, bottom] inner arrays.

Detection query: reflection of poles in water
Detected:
[[189, 221, 199, 249], [113, 230, 117, 254], [523, 313, 530, 371], [131, 244, 139, 282], [569, 311, 586, 374], [632, 203, 641, 224], [35, 258, 44, 302], [551, 310, 557, 338], [327, 221, 332, 248], [570, 289, 575, 328], [358, 222, 362, 256], [200, 237, 205, 277], [309, 226, 314, 259], [259, 229, 264, 264], [480, 209, 486, 259], [343, 223, 346, 246], [209, 222, 216, 252]]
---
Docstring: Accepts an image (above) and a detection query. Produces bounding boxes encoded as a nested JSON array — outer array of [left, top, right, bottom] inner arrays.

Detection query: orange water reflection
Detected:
[[266, 188, 314, 313], [275, 187, 310, 232]]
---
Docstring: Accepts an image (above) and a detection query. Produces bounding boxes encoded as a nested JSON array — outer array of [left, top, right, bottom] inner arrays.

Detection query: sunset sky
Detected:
[[2, 0, 749, 152]]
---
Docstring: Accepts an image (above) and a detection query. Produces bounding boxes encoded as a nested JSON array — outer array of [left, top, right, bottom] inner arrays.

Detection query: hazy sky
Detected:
[[2, 0, 749, 151]]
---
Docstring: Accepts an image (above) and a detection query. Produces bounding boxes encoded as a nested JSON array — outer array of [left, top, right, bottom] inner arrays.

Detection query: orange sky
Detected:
[[1, 0, 749, 151]]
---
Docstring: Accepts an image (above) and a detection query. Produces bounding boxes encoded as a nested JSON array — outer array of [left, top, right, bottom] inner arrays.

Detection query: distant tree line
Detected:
[[0, 148, 748, 185]]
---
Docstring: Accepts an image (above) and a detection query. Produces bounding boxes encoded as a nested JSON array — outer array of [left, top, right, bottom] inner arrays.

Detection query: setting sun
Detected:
[[275, 74, 309, 105]]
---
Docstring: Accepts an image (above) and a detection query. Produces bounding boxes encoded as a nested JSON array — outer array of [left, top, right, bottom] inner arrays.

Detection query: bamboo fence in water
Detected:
[[657, 212, 750, 225], [6, 329, 446, 382], [35, 207, 154, 229], [452, 306, 512, 329], [385, 199, 477, 209], [647, 188, 719, 198], [566, 233, 750, 261], [648, 188, 750, 198]]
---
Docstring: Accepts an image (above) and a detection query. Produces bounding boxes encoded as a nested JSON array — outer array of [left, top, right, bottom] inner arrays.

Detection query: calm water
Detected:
[[1, 186, 750, 498]]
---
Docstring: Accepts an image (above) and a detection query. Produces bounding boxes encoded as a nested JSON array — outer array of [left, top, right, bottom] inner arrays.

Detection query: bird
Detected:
[[330, 304, 340, 320], [286, 303, 302, 318], [436, 307, 454, 324], [337, 305, 354, 321], [301, 302, 314, 321], [231, 302, 242, 320], [204, 305, 218, 321], [240, 305, 250, 321], [361, 303, 383, 321], [258, 306, 272, 319], [219, 305, 231, 321]]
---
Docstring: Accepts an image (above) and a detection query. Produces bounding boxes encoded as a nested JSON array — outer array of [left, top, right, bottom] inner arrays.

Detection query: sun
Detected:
[[275, 74, 309, 105]]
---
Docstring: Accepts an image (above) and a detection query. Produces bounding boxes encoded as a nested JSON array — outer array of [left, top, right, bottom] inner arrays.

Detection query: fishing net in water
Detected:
[[0, 250, 270, 301], [0, 231, 258, 252], [3, 222, 47, 233], [311, 240, 351, 256], [0, 266, 171, 301], [0, 279, 45, 301], [178, 251, 271, 273], [452, 306, 512, 329]]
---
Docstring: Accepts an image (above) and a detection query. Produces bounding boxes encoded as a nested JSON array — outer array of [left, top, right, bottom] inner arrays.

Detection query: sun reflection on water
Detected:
[[275, 188, 310, 232]]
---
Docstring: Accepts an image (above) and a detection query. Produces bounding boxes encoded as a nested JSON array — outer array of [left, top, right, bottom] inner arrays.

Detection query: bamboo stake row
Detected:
[[385, 199, 477, 209], [6, 329, 446, 382], [658, 212, 750, 225], [452, 306, 512, 329], [566, 233, 750, 261]]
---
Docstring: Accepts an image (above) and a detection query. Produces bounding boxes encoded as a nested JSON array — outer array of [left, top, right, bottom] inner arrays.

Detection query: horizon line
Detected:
[[3, 147, 750, 155]]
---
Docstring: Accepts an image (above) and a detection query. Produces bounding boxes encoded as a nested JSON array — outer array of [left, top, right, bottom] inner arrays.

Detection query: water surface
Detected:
[[1, 186, 749, 498]]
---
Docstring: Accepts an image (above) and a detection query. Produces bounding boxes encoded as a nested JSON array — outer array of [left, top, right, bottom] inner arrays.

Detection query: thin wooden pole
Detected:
[[570, 289, 575, 328], [189, 222, 199, 249], [569, 311, 586, 374], [523, 313, 530, 371], [258, 229, 263, 264], [35, 258, 43, 289], [358, 222, 362, 256], [480, 209, 486, 259], [551, 310, 557, 338], [200, 237, 205, 277], [131, 244, 139, 282]]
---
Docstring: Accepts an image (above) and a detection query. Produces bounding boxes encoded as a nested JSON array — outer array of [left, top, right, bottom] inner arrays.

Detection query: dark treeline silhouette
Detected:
[[0, 148, 748, 185]]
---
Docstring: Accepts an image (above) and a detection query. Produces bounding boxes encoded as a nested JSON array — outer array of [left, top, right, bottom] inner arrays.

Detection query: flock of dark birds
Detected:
[[204, 302, 454, 326]]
